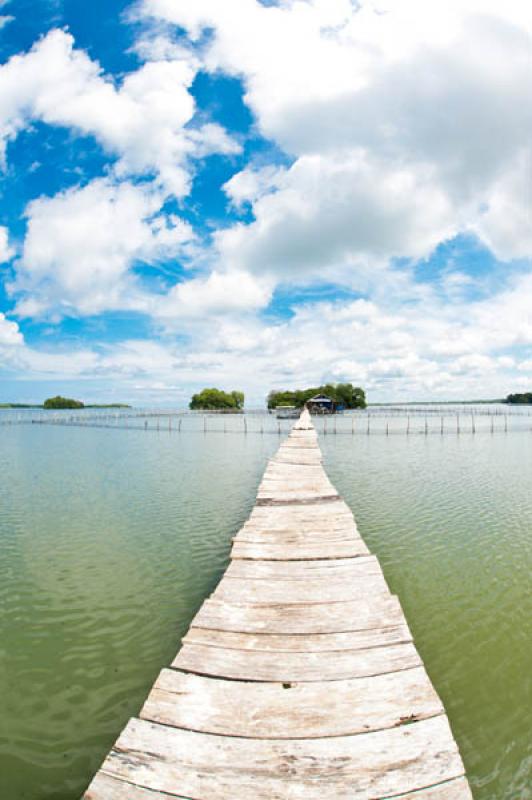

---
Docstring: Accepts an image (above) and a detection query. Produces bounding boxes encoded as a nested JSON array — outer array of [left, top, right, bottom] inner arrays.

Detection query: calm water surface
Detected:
[[1, 414, 531, 798]]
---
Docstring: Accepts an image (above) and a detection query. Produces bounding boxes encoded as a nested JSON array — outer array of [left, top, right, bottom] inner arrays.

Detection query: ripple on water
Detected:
[[1, 425, 531, 799], [0, 426, 279, 800], [321, 432, 532, 799]]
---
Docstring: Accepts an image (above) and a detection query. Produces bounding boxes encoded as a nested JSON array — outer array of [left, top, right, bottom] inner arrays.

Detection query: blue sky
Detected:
[[0, 0, 531, 405]]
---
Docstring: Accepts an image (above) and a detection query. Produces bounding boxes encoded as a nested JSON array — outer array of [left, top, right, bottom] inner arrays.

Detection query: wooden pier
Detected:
[[83, 408, 472, 799]]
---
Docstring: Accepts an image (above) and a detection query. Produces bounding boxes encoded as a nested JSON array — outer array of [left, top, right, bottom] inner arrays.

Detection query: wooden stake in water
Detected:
[[440, 416, 444, 435], [406, 416, 410, 435], [424, 417, 428, 436], [366, 415, 370, 435], [471, 414, 475, 434], [243, 416, 248, 435]]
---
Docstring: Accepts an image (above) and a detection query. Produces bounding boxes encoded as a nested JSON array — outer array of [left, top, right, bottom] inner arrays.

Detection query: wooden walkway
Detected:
[[83, 409, 472, 800]]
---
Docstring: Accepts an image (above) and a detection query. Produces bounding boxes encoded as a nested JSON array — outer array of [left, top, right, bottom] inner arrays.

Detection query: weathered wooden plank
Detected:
[[212, 574, 390, 604], [260, 476, 333, 487], [192, 596, 405, 633], [271, 451, 323, 465], [98, 715, 466, 800], [225, 555, 382, 580], [390, 778, 474, 798], [270, 439, 323, 456], [236, 534, 360, 547], [84, 767, 473, 799], [242, 512, 357, 526], [236, 526, 359, 540], [247, 500, 355, 521], [276, 439, 321, 448], [172, 640, 421, 681], [260, 466, 329, 476], [264, 460, 326, 470], [251, 497, 353, 506], [83, 773, 188, 799], [258, 481, 336, 494], [264, 461, 327, 474], [292, 418, 312, 431], [231, 540, 370, 560], [261, 480, 335, 488], [256, 495, 340, 504], [242, 512, 357, 523], [238, 521, 359, 537], [141, 667, 443, 738], [239, 517, 360, 534], [234, 530, 361, 546], [256, 492, 341, 504], [261, 465, 330, 478], [182, 624, 413, 652]]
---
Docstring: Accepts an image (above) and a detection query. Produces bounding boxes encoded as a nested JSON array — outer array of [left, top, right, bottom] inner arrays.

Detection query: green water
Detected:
[[1, 419, 531, 798]]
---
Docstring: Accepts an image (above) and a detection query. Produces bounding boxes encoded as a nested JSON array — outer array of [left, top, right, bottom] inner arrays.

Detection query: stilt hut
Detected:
[[306, 393, 335, 414]]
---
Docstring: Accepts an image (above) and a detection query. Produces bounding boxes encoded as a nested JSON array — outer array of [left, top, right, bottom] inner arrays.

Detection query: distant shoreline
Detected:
[[368, 399, 505, 406], [0, 403, 132, 409]]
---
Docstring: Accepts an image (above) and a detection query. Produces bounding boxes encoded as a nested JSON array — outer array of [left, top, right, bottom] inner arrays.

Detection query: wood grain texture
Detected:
[[211, 574, 390, 604], [390, 777, 474, 798], [192, 595, 409, 634], [83, 773, 188, 799], [140, 667, 443, 737], [231, 540, 370, 560], [271, 451, 323, 465], [247, 497, 353, 518], [235, 525, 360, 541], [172, 640, 421, 681], [182, 624, 413, 652], [225, 555, 382, 580], [233, 533, 363, 548], [96, 715, 466, 800]]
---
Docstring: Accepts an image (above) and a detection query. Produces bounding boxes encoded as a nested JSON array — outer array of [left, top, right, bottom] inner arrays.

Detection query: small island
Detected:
[[44, 395, 85, 409], [41, 396, 131, 409], [268, 383, 366, 410], [189, 388, 244, 411], [1, 395, 132, 409], [505, 392, 532, 404]]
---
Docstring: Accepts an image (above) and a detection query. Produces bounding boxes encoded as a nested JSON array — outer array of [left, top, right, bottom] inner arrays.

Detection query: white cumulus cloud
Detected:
[[0, 312, 23, 346], [0, 225, 13, 262], [12, 178, 195, 317], [0, 29, 239, 196], [143, 0, 532, 273]]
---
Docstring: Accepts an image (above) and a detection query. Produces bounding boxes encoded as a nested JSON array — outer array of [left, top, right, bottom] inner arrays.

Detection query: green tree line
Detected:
[[189, 388, 245, 410], [44, 395, 85, 409], [505, 392, 532, 404], [267, 383, 366, 409]]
